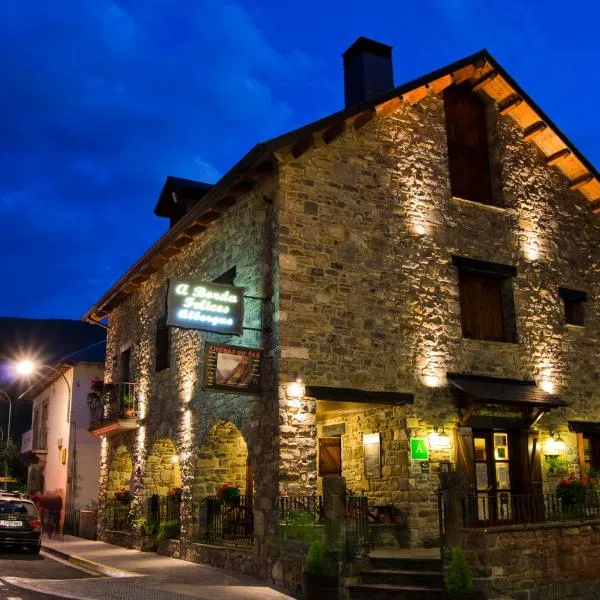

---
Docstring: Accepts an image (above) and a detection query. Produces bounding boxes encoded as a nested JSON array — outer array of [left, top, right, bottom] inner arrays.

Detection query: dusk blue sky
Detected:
[[1, 0, 598, 318]]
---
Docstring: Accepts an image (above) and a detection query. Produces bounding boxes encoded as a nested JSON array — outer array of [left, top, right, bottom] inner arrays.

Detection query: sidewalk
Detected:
[[4, 535, 294, 600]]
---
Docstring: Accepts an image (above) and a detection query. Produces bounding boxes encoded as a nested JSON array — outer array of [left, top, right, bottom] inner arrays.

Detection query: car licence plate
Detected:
[[0, 520, 22, 527]]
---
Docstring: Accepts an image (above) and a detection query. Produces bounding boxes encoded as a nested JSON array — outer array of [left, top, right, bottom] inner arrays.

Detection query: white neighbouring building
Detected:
[[22, 340, 105, 527]]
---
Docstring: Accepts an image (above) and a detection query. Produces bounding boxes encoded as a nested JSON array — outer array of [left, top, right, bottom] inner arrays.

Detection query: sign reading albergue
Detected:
[[166, 278, 244, 335]]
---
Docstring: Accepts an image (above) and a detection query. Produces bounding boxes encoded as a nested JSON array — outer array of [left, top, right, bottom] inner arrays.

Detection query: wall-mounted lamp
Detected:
[[545, 431, 566, 457], [286, 376, 305, 399], [429, 425, 451, 450]]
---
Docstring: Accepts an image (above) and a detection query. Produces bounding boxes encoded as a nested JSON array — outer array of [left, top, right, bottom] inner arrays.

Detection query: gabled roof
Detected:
[[85, 49, 600, 322], [154, 176, 214, 219]]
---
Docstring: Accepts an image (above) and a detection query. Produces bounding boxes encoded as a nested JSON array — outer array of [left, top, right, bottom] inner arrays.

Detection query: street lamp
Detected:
[[16, 360, 72, 423], [0, 388, 13, 491]]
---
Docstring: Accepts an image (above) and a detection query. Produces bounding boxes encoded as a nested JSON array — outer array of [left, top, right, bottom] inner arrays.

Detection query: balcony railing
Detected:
[[88, 382, 139, 436], [461, 492, 600, 528], [104, 499, 133, 532]]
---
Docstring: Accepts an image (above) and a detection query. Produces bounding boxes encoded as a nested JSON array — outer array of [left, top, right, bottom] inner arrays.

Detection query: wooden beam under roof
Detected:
[[570, 173, 594, 191], [183, 221, 207, 236], [247, 160, 274, 181], [352, 109, 375, 130], [427, 74, 453, 94], [546, 148, 571, 167], [498, 95, 522, 115], [472, 70, 498, 92], [322, 120, 346, 144], [292, 135, 313, 159], [213, 196, 237, 211], [196, 209, 220, 225], [375, 97, 402, 118], [228, 179, 254, 195], [523, 121, 547, 141], [590, 199, 600, 214], [402, 86, 428, 105]]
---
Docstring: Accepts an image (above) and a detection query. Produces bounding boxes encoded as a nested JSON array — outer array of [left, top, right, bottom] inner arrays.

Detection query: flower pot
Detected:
[[304, 573, 339, 600]]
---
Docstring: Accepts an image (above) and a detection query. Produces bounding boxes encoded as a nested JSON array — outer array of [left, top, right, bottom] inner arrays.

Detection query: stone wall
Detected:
[[145, 438, 181, 496], [462, 521, 600, 600], [276, 92, 600, 544]]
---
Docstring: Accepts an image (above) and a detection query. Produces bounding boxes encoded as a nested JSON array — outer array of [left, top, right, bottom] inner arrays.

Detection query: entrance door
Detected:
[[473, 430, 512, 524]]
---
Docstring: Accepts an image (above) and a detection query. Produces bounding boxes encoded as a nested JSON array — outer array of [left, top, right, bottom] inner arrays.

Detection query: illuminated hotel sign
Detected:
[[166, 279, 244, 335]]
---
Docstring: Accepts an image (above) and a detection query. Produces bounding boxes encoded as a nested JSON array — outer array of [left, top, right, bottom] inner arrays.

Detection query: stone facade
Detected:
[[462, 521, 600, 599], [95, 68, 600, 587]]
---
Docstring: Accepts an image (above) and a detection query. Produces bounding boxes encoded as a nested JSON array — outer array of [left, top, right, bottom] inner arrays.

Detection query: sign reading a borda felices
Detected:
[[166, 278, 244, 335]]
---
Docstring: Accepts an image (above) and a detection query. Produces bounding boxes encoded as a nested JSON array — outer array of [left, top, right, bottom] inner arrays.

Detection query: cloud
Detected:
[[0, 0, 312, 318]]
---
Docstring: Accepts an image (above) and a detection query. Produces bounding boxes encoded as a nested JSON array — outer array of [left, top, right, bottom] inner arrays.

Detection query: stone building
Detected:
[[85, 37, 600, 588]]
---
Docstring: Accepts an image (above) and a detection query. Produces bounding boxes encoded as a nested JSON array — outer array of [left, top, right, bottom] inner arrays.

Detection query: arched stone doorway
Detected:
[[106, 444, 133, 499], [194, 421, 251, 499], [145, 438, 182, 496], [192, 421, 253, 545]]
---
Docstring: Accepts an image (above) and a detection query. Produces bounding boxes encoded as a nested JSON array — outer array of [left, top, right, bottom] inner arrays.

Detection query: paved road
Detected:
[[0, 548, 95, 600]]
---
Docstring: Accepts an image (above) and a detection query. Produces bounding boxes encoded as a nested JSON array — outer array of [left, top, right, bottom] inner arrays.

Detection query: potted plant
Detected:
[[114, 488, 132, 504], [134, 516, 159, 551], [121, 393, 136, 417], [168, 487, 183, 502], [216, 482, 240, 506], [303, 539, 339, 600]]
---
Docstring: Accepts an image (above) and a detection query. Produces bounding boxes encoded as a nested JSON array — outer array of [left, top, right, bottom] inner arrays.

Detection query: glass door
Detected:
[[473, 430, 512, 524]]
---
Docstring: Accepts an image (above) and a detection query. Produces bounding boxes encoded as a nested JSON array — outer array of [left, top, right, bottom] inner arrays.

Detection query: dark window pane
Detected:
[[155, 317, 170, 372]]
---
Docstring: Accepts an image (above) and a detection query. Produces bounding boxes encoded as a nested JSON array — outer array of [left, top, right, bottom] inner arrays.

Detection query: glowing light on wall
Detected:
[[539, 379, 555, 395], [544, 431, 565, 456], [522, 233, 540, 261], [428, 426, 451, 450], [286, 379, 305, 399]]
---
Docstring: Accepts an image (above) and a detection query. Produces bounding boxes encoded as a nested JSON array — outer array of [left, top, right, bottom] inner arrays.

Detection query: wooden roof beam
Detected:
[[323, 121, 346, 145], [498, 95, 523, 116], [570, 173, 594, 191], [402, 86, 428, 105], [184, 222, 207, 236], [247, 160, 274, 181], [351, 109, 375, 130], [546, 148, 571, 167], [375, 97, 402, 118], [292, 135, 313, 159], [472, 70, 498, 92], [523, 121, 547, 141], [213, 196, 237, 212], [427, 74, 453, 95], [196, 209, 220, 225]]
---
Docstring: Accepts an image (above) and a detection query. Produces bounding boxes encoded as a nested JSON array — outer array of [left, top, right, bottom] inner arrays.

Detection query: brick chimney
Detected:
[[343, 37, 394, 108]]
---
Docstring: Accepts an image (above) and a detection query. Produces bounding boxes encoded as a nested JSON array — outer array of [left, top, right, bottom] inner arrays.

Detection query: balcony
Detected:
[[21, 427, 48, 456], [88, 382, 140, 437]]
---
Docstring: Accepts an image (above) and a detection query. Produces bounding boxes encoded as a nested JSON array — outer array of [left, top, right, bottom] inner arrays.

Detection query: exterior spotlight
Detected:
[[286, 380, 305, 399], [171, 455, 179, 464], [429, 425, 451, 450]]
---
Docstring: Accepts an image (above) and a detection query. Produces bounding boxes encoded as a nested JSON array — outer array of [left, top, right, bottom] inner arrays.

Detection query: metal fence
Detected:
[[198, 495, 253, 547], [89, 382, 139, 427], [278, 495, 324, 521], [344, 492, 370, 557], [104, 500, 132, 531], [147, 494, 182, 523], [461, 492, 600, 527]]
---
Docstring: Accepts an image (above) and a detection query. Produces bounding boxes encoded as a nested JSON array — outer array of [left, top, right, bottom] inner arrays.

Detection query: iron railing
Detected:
[[199, 495, 253, 547], [104, 499, 132, 531], [278, 495, 324, 521], [147, 494, 182, 523], [344, 492, 370, 557], [461, 492, 600, 527], [89, 382, 139, 428]]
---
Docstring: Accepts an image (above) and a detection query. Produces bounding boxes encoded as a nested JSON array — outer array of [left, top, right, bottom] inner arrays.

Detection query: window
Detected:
[[318, 437, 342, 476], [119, 347, 131, 382], [155, 317, 170, 372], [580, 434, 600, 474], [213, 266, 236, 285], [444, 83, 495, 206], [559, 287, 587, 327], [454, 257, 517, 343]]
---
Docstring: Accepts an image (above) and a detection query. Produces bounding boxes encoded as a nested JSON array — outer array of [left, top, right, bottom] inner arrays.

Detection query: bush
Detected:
[[445, 547, 473, 597], [304, 539, 326, 576], [156, 520, 180, 543], [134, 516, 159, 536], [556, 473, 596, 506]]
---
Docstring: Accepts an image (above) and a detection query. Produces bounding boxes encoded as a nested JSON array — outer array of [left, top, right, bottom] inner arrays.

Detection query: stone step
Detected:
[[348, 582, 446, 600], [361, 568, 445, 587], [368, 556, 444, 572]]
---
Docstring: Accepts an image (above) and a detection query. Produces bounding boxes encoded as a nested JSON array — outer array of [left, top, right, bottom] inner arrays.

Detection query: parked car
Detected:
[[0, 493, 42, 554]]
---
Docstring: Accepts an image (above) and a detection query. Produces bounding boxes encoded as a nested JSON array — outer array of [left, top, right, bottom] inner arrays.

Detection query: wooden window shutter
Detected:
[[591, 436, 600, 472], [155, 317, 170, 372], [318, 437, 342, 476], [444, 84, 493, 206], [459, 273, 479, 339], [479, 278, 504, 341], [528, 432, 543, 495]]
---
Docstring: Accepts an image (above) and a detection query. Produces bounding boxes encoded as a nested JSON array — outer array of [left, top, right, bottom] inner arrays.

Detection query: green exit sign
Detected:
[[410, 438, 429, 461]]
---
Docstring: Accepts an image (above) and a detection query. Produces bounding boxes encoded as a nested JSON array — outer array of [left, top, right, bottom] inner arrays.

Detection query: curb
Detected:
[[42, 544, 142, 578]]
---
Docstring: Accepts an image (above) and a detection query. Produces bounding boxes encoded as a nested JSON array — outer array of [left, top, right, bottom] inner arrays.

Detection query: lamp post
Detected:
[[16, 361, 72, 423], [0, 388, 12, 491]]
